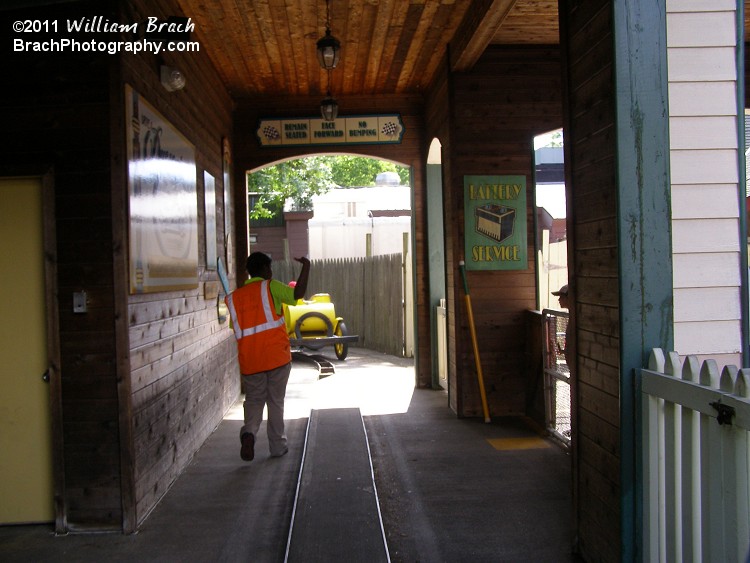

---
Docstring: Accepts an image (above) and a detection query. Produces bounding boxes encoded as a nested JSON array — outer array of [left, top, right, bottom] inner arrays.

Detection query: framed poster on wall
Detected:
[[125, 84, 199, 293], [222, 137, 233, 275], [204, 171, 217, 270], [464, 175, 527, 271]]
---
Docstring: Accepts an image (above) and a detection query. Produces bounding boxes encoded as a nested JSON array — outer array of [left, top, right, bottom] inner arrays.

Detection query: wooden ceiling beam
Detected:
[[449, 0, 519, 72]]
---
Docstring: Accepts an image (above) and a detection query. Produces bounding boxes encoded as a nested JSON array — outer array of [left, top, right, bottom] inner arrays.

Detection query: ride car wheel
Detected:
[[334, 322, 348, 360]]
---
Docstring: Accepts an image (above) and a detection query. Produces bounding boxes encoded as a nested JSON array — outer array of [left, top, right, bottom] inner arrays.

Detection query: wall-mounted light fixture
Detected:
[[316, 0, 340, 70], [160, 65, 186, 91]]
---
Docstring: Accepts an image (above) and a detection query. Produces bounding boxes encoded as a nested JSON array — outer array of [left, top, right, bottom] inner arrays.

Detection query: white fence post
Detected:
[[665, 351, 682, 562], [643, 348, 665, 563], [701, 359, 722, 562], [681, 355, 701, 562]]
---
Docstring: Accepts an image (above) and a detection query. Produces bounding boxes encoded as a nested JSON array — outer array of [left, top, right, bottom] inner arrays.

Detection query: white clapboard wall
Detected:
[[667, 1, 743, 367]]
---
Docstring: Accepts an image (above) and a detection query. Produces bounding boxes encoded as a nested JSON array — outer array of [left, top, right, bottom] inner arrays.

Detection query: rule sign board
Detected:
[[125, 84, 199, 293], [464, 175, 528, 271], [257, 115, 404, 147]]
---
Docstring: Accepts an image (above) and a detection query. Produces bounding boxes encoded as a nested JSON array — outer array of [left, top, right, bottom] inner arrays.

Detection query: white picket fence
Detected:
[[640, 349, 750, 562]]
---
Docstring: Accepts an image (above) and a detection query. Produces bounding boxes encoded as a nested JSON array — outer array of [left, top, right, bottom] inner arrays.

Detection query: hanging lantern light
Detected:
[[316, 0, 340, 70], [316, 30, 340, 70], [320, 87, 338, 121], [320, 67, 338, 121]]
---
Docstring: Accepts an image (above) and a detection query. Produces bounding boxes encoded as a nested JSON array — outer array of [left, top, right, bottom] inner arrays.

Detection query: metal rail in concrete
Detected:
[[285, 408, 389, 562]]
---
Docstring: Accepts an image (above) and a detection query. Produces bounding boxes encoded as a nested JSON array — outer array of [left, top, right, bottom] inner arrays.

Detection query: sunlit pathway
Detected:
[[223, 348, 416, 425]]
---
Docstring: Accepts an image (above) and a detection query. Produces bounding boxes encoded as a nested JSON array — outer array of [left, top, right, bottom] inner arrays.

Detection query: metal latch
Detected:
[[709, 401, 735, 426]]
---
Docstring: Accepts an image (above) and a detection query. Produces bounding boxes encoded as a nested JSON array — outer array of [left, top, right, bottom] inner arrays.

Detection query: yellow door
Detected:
[[0, 177, 54, 523]]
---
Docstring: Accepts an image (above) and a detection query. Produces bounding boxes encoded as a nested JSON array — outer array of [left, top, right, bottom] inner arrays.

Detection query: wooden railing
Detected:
[[640, 349, 750, 562]]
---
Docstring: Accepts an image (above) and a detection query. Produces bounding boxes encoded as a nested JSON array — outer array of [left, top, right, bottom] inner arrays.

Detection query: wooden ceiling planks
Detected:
[[410, 1, 464, 91], [272, 0, 305, 96], [450, 0, 518, 72], [347, 0, 377, 94], [254, 0, 286, 92], [338, 0, 364, 96], [296, 0, 322, 97], [395, 0, 440, 92], [362, 0, 397, 93], [491, 0, 558, 44], [174, 0, 561, 98], [373, 0, 409, 92], [382, 2, 424, 92], [224, 0, 277, 95]]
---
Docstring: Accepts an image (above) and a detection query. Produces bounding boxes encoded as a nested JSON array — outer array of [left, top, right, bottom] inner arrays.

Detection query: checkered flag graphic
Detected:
[[381, 121, 398, 137], [262, 125, 280, 141]]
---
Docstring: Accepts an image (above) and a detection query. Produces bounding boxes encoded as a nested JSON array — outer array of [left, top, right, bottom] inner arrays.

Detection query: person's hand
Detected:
[[292, 256, 310, 300]]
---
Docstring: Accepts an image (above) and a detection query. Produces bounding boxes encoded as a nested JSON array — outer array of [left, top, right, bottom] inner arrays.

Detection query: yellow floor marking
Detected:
[[487, 437, 551, 451]]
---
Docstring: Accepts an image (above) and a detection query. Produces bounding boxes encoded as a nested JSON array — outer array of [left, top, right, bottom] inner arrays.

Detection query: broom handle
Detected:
[[459, 261, 491, 423]]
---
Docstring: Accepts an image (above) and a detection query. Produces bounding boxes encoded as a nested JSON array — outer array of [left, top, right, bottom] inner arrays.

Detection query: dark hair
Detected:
[[246, 252, 271, 276]]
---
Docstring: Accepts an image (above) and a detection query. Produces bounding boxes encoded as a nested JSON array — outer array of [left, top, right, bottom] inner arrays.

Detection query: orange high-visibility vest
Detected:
[[225, 280, 290, 374]]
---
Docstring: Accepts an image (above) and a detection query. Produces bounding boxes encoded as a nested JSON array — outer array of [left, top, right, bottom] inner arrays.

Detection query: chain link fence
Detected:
[[542, 309, 571, 447]]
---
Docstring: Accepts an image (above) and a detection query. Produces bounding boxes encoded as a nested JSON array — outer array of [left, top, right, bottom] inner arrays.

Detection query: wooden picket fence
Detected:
[[272, 254, 405, 357], [640, 349, 750, 562]]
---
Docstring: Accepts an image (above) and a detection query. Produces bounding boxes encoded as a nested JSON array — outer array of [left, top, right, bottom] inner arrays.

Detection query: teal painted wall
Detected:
[[613, 0, 673, 560]]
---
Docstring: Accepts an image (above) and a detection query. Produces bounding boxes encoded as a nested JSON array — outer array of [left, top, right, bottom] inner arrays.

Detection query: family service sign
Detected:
[[464, 175, 527, 271]]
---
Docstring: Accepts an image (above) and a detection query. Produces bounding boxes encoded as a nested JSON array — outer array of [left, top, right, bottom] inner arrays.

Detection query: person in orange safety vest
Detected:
[[226, 252, 310, 461]]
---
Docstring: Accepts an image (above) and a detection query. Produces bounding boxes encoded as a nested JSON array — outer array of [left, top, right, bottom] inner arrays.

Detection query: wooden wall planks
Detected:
[[561, 1, 621, 561], [1, 0, 239, 532], [232, 93, 432, 385], [1, 0, 122, 529], [429, 45, 563, 417], [118, 0, 237, 528]]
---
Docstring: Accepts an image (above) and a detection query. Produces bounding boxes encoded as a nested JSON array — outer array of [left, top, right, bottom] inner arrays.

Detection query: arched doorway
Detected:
[[244, 154, 417, 360], [426, 138, 447, 390]]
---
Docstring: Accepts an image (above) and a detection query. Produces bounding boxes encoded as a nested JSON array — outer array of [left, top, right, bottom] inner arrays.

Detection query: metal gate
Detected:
[[542, 309, 571, 447]]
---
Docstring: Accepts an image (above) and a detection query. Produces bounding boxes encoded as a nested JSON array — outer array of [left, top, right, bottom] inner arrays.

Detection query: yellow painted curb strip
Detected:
[[487, 437, 551, 451]]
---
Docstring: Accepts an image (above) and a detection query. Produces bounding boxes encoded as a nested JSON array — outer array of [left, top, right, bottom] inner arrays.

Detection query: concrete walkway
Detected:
[[0, 349, 576, 562]]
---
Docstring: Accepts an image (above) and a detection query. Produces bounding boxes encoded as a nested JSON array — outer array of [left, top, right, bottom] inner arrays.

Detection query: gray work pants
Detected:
[[240, 362, 291, 456]]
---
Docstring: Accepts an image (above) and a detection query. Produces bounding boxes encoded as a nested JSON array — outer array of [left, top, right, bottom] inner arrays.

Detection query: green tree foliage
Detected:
[[542, 129, 563, 148], [247, 157, 335, 219], [326, 155, 409, 187], [247, 156, 409, 219]]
